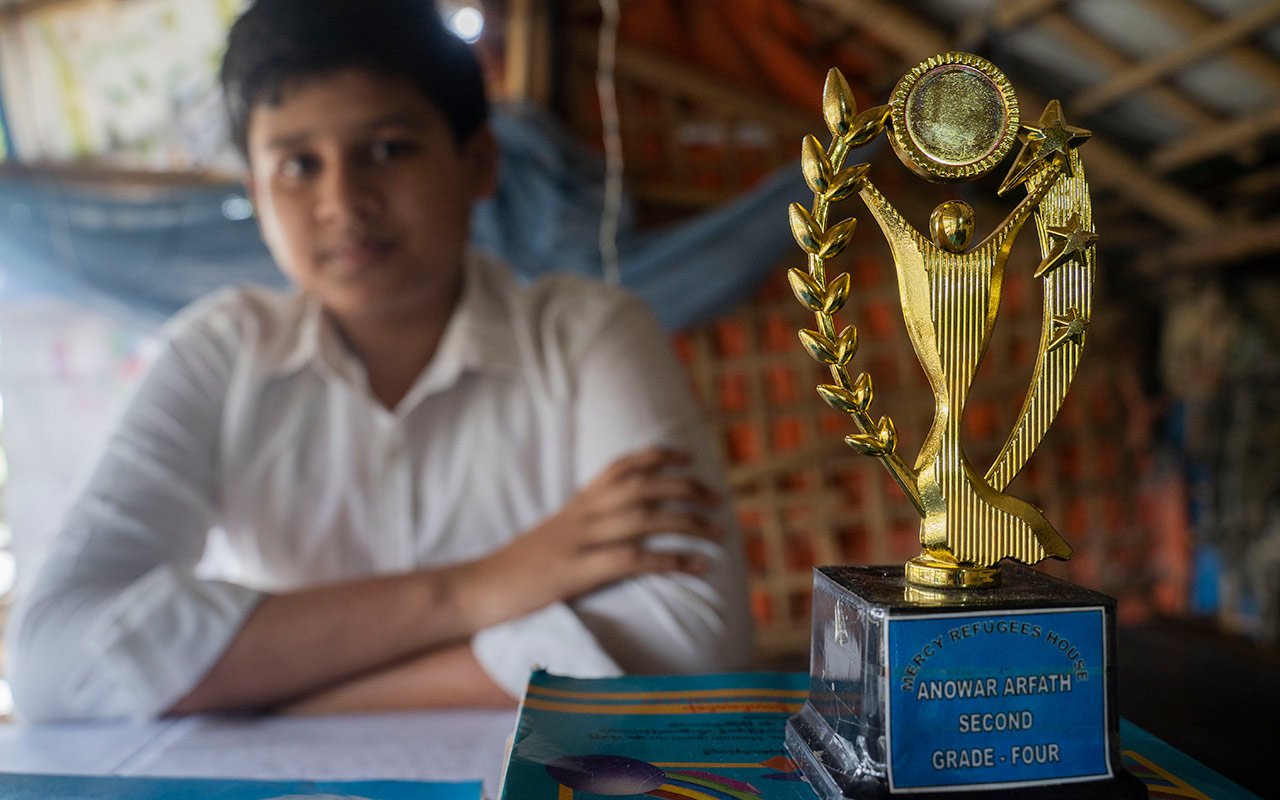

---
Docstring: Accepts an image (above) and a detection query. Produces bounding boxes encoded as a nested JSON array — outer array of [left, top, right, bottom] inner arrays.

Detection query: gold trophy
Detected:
[[782, 54, 1146, 798]]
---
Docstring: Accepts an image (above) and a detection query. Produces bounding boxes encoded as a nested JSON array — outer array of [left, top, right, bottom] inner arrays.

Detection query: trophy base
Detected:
[[905, 554, 1001, 589], [785, 704, 1148, 799], [785, 565, 1147, 799]]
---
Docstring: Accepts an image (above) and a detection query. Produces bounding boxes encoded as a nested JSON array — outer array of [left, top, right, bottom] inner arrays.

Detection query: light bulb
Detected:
[[448, 7, 484, 43]]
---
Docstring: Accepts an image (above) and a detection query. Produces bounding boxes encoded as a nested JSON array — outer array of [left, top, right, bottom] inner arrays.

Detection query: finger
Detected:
[[593, 475, 720, 514], [589, 508, 723, 545], [577, 541, 647, 587], [579, 544, 711, 589], [635, 550, 712, 577], [591, 447, 692, 488]]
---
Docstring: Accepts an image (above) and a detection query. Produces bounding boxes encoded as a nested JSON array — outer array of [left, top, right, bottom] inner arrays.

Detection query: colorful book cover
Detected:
[[501, 672, 816, 800], [1118, 722, 1263, 800], [500, 671, 1261, 800], [0, 774, 482, 799]]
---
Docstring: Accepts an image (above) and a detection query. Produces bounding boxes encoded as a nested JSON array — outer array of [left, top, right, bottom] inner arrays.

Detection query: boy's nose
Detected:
[[315, 163, 380, 224]]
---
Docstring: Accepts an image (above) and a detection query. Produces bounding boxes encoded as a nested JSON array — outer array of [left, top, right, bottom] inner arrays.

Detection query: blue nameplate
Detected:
[[885, 607, 1112, 792]]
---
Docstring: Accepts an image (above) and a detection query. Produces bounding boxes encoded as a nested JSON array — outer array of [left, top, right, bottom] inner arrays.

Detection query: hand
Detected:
[[463, 448, 723, 626]]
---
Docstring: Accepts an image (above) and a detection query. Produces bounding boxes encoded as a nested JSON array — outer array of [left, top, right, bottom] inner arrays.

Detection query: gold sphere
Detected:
[[930, 200, 976, 253]]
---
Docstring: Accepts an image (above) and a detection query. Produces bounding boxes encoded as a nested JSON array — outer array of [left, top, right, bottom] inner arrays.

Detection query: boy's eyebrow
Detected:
[[263, 114, 430, 151], [360, 113, 431, 130], [264, 130, 314, 151]]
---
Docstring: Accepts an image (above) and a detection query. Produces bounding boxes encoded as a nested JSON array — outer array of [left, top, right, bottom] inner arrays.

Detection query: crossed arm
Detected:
[[8, 292, 747, 721], [170, 448, 723, 715]]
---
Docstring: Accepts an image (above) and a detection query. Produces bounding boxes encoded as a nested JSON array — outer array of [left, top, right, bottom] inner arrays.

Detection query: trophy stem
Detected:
[[905, 553, 1001, 588]]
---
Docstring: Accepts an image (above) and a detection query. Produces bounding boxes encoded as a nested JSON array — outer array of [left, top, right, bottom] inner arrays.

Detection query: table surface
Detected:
[[0, 709, 518, 797], [0, 710, 1262, 800]]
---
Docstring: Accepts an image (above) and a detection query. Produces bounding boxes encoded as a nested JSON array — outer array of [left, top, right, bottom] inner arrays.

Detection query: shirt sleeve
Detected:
[[6, 294, 263, 721], [470, 291, 753, 695]]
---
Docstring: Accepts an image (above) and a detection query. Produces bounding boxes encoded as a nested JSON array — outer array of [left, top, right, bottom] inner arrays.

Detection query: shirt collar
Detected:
[[266, 250, 522, 393]]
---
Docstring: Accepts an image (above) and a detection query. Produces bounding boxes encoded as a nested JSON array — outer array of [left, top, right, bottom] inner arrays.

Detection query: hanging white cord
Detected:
[[595, 0, 623, 286]]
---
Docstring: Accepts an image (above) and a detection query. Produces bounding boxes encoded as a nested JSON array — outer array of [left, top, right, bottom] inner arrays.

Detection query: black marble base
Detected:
[[784, 564, 1148, 799]]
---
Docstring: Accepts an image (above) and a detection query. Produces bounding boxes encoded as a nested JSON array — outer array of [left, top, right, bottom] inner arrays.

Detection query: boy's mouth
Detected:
[[321, 238, 399, 272]]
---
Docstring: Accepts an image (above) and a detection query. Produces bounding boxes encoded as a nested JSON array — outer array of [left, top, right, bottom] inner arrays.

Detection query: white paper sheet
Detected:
[[0, 718, 178, 775], [117, 710, 518, 798]]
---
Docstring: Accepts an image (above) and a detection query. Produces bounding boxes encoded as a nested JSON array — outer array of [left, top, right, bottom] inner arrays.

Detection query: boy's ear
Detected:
[[243, 170, 260, 211], [465, 126, 500, 200]]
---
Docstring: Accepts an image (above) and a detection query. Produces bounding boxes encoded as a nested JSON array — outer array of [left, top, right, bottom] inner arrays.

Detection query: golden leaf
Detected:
[[822, 273, 851, 314], [847, 105, 891, 148], [835, 324, 858, 365], [818, 217, 858, 259], [789, 203, 822, 255], [845, 433, 887, 456], [822, 68, 857, 138], [798, 329, 838, 364], [787, 268, 824, 312], [875, 416, 898, 453], [850, 372, 874, 411], [827, 163, 871, 202], [801, 135, 833, 195], [845, 415, 897, 456], [817, 384, 859, 414]]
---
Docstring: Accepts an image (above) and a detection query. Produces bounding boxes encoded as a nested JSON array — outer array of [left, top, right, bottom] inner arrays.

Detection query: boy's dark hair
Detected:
[[220, 0, 489, 157]]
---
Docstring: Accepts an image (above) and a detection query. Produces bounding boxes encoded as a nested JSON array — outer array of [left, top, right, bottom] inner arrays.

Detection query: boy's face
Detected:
[[245, 68, 495, 323]]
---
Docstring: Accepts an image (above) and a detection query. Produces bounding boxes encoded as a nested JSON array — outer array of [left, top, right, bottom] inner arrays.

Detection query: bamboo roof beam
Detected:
[[573, 35, 813, 133], [1071, 0, 1280, 115], [0, 162, 235, 195], [1137, 221, 1280, 273], [1036, 13, 1217, 131], [992, 0, 1066, 31], [800, 3, 1221, 236], [1090, 220, 1166, 250], [1081, 135, 1218, 234], [803, 0, 947, 65], [983, 2, 1213, 129], [1146, 0, 1280, 97], [1232, 164, 1280, 198], [1151, 104, 1280, 173], [0, 0, 78, 21], [505, 0, 554, 105]]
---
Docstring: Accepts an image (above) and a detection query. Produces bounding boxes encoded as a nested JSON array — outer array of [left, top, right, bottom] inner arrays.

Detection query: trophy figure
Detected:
[[782, 54, 1146, 798]]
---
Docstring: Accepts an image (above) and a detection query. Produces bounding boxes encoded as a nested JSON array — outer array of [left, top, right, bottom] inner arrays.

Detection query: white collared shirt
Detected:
[[8, 251, 751, 720]]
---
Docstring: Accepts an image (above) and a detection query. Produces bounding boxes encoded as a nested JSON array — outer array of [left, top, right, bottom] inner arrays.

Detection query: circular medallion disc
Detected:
[[889, 52, 1019, 182]]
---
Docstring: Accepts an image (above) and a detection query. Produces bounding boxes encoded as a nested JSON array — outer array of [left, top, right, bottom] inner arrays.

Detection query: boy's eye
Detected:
[[279, 153, 320, 180], [371, 139, 418, 162]]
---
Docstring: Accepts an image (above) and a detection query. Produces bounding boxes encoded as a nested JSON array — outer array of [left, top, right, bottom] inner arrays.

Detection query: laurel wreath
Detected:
[[788, 69, 924, 514]]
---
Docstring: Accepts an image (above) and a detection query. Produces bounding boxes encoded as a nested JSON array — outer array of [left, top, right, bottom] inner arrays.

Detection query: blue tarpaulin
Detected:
[[0, 105, 810, 331]]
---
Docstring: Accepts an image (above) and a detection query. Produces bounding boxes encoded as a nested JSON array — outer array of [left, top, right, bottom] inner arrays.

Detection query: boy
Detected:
[[8, 0, 750, 720]]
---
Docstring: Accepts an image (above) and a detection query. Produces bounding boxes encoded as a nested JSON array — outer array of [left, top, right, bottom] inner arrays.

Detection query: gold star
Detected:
[[1047, 308, 1089, 353], [1034, 213, 1099, 278], [998, 100, 1092, 196]]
